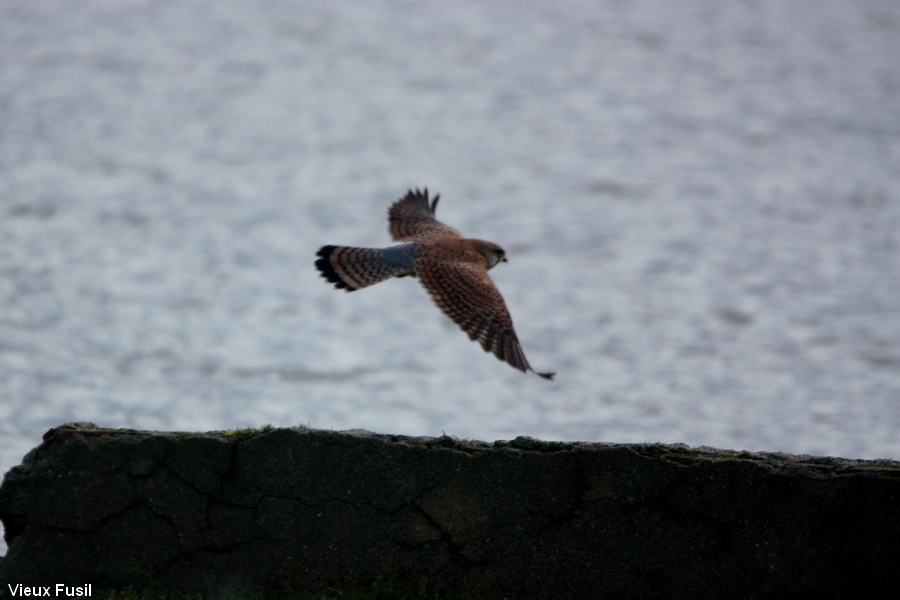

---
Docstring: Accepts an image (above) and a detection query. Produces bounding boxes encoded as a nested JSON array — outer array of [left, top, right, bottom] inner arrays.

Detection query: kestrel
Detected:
[[315, 188, 555, 379]]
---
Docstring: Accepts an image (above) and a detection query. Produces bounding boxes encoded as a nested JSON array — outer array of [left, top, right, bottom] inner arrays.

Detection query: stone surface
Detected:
[[1, 423, 899, 598]]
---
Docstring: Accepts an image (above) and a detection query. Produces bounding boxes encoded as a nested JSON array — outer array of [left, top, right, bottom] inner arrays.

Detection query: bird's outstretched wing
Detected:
[[388, 188, 462, 241], [416, 259, 555, 379]]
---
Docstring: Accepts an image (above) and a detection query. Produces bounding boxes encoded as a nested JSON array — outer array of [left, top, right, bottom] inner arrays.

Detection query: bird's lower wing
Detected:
[[417, 260, 553, 379]]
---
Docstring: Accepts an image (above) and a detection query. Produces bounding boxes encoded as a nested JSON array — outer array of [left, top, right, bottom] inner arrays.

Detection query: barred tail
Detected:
[[315, 245, 413, 291]]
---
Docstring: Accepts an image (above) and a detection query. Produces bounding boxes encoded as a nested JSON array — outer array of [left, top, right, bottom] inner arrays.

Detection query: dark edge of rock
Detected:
[[2, 423, 899, 599]]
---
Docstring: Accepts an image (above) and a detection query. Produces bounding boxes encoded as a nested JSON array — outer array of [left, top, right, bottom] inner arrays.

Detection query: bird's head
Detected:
[[477, 241, 507, 271]]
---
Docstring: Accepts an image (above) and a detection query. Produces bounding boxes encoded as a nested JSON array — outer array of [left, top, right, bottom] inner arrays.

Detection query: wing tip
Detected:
[[401, 187, 438, 215]]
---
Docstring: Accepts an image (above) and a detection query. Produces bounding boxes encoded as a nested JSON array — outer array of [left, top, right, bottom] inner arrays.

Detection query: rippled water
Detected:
[[2, 2, 900, 555]]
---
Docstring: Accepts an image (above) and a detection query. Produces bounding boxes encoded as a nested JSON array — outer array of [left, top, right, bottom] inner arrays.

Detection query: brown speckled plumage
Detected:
[[315, 188, 554, 379]]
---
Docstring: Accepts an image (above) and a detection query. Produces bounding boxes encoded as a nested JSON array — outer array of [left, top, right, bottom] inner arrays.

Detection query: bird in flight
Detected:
[[315, 188, 555, 379]]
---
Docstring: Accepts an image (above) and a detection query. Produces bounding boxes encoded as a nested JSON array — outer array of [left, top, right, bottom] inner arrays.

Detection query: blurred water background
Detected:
[[2, 1, 900, 553]]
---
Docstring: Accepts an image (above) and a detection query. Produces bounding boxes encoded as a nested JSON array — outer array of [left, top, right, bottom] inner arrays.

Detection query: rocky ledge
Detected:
[[1, 423, 899, 598]]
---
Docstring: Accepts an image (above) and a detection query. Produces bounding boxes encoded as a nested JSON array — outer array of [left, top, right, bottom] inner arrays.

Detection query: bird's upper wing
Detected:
[[416, 259, 554, 379], [388, 188, 462, 241]]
